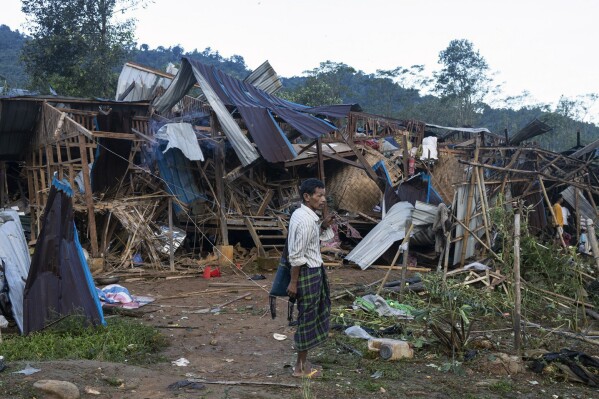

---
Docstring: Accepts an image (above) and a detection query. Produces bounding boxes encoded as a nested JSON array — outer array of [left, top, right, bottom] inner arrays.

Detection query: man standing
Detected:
[[287, 178, 333, 378]]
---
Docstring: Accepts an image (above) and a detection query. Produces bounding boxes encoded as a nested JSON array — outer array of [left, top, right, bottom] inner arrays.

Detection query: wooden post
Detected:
[[399, 220, 413, 301], [575, 187, 580, 243], [215, 140, 229, 246], [513, 210, 522, 351], [316, 137, 325, 183], [168, 197, 175, 272], [376, 245, 403, 297], [459, 138, 480, 266], [376, 223, 414, 296], [78, 134, 99, 257], [443, 191, 457, 281], [586, 218, 599, 272]]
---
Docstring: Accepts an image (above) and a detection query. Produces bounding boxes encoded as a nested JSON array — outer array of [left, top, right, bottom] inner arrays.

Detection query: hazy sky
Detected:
[[3, 0, 599, 120]]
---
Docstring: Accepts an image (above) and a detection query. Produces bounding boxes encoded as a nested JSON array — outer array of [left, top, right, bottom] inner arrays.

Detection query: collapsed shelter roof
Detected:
[[153, 57, 358, 164]]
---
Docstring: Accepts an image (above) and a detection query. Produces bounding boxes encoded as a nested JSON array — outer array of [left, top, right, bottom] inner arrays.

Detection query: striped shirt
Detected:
[[288, 204, 334, 268]]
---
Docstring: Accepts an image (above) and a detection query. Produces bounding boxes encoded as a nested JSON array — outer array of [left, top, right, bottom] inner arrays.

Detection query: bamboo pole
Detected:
[[376, 223, 414, 296], [399, 220, 413, 301], [452, 215, 503, 263], [443, 191, 458, 281], [475, 164, 492, 249], [459, 138, 480, 266], [460, 160, 599, 196], [168, 197, 175, 272], [513, 210, 522, 351], [575, 187, 580, 242]]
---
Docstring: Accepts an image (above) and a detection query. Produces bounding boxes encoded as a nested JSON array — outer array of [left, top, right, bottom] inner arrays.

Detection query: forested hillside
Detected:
[[1, 24, 597, 152], [0, 25, 28, 89]]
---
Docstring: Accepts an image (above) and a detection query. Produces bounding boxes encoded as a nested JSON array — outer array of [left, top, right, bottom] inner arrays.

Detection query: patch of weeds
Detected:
[[0, 316, 167, 364], [356, 379, 382, 392], [102, 376, 125, 387], [489, 378, 513, 393]]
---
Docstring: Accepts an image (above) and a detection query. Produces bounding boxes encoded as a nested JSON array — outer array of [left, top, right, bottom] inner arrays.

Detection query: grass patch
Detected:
[[0, 316, 167, 364], [489, 378, 513, 393]]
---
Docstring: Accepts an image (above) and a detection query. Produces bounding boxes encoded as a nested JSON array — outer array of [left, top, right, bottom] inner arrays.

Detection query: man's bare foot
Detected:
[[292, 362, 323, 378]]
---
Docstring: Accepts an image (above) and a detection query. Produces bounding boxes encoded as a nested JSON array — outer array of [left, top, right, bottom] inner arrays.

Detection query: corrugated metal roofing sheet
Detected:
[[154, 58, 341, 164], [244, 60, 282, 94], [560, 186, 598, 224], [345, 202, 414, 270], [154, 59, 260, 166], [115, 62, 173, 101], [509, 118, 552, 145]]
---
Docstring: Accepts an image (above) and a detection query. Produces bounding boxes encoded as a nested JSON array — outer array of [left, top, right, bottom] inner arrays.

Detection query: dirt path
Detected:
[[3, 267, 599, 398]]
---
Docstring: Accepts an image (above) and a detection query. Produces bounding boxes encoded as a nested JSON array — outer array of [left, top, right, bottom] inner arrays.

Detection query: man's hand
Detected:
[[321, 213, 335, 229], [287, 280, 298, 299]]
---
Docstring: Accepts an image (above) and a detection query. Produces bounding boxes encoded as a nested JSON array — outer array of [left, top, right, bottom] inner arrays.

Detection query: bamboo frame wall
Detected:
[[27, 102, 151, 258]]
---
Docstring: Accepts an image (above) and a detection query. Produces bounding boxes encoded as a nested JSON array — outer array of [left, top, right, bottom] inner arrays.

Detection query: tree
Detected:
[[434, 39, 492, 126], [278, 61, 356, 106], [21, 0, 142, 97]]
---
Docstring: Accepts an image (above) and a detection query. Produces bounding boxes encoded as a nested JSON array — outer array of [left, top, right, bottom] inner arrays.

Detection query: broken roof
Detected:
[[509, 118, 552, 145], [153, 57, 346, 164]]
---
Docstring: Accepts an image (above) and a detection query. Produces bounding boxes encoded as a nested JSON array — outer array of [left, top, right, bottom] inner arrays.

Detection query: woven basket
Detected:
[[326, 147, 395, 214]]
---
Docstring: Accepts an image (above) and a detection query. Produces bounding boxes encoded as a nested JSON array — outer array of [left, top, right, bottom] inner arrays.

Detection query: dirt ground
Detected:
[[2, 266, 599, 399]]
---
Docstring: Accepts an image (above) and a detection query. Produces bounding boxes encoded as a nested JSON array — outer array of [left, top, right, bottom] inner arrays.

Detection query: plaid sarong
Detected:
[[294, 266, 330, 351]]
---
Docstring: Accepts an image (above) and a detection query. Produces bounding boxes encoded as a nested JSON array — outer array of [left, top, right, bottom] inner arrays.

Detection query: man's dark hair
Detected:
[[299, 178, 325, 200]]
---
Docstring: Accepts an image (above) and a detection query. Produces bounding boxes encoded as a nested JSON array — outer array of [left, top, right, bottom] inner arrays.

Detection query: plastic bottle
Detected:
[[367, 338, 413, 360]]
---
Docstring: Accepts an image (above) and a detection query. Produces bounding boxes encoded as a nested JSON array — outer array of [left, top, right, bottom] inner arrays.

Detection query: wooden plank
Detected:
[[65, 115, 94, 140], [256, 189, 274, 216], [317, 137, 325, 183], [55, 142, 64, 180], [340, 131, 378, 181], [131, 128, 158, 144], [38, 149, 47, 205], [216, 143, 229, 245], [78, 134, 99, 257], [244, 217, 266, 257], [92, 131, 138, 140]]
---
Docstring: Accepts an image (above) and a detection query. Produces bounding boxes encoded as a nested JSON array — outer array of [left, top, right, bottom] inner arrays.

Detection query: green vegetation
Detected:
[[0, 25, 28, 91], [20, 0, 140, 97], [0, 316, 167, 364]]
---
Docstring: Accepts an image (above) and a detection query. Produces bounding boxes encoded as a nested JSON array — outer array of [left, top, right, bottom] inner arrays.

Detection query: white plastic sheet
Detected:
[[0, 210, 31, 334], [155, 123, 205, 161]]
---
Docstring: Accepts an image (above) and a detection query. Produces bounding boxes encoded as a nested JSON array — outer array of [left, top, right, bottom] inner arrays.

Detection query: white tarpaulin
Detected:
[[0, 210, 31, 333], [155, 123, 205, 161]]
